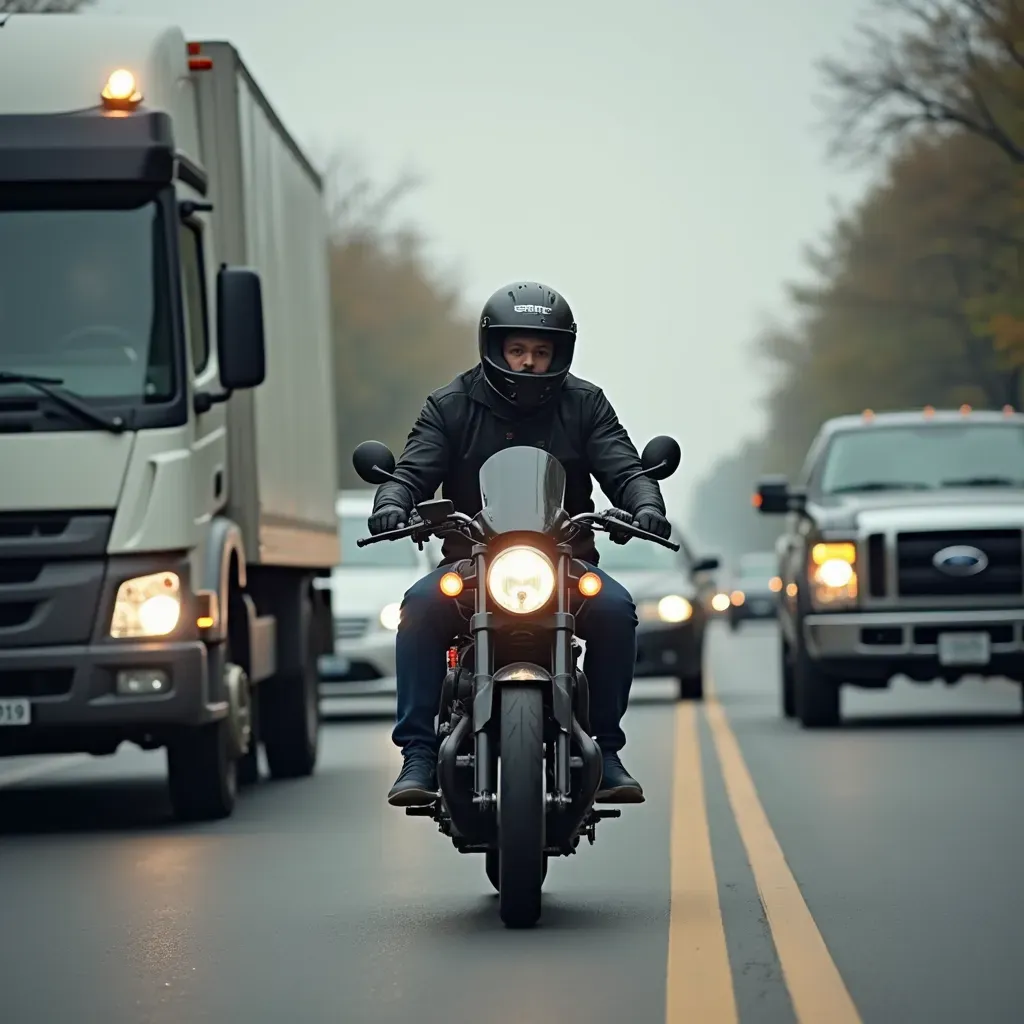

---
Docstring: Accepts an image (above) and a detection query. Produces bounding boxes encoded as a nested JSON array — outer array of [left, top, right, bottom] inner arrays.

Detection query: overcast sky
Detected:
[[99, 0, 871, 529]]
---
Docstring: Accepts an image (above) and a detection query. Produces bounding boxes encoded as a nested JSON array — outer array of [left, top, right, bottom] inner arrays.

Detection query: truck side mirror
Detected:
[[217, 266, 266, 391], [755, 476, 792, 514]]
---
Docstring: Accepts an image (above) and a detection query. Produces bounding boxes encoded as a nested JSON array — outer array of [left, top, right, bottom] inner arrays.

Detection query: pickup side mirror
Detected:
[[755, 476, 806, 514], [217, 267, 266, 391], [693, 556, 720, 573]]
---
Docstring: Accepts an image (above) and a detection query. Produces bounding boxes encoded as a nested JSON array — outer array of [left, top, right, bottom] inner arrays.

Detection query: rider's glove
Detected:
[[633, 507, 671, 540], [604, 508, 634, 545], [368, 505, 407, 535]]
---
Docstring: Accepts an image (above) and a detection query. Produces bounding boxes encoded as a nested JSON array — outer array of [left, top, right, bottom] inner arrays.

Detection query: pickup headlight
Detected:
[[487, 546, 555, 614], [379, 602, 401, 630], [638, 595, 693, 623], [809, 542, 857, 608], [110, 572, 181, 638]]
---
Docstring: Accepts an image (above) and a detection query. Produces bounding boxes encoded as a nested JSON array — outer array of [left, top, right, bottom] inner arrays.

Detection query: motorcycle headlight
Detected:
[[110, 572, 181, 638], [486, 546, 555, 614]]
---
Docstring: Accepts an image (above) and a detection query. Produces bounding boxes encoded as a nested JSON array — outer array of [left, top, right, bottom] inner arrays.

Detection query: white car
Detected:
[[317, 490, 439, 695]]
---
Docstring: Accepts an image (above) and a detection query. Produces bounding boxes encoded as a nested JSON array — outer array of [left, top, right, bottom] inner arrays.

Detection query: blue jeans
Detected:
[[392, 563, 638, 755]]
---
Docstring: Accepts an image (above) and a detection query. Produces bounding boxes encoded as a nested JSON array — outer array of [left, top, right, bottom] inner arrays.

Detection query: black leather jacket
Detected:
[[372, 366, 666, 566]]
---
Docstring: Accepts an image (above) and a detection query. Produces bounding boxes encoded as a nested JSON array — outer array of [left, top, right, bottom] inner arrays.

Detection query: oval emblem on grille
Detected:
[[932, 545, 989, 576]]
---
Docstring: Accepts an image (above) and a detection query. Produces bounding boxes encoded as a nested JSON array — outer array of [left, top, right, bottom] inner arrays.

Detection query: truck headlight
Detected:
[[809, 542, 857, 607], [379, 602, 401, 630], [486, 546, 555, 614], [638, 595, 693, 623], [110, 572, 182, 638]]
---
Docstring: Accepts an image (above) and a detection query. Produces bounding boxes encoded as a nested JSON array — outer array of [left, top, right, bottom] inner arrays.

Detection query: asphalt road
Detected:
[[2, 622, 1024, 1024]]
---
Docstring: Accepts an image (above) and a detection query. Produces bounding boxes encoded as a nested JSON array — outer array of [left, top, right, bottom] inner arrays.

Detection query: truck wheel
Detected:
[[793, 639, 840, 728], [237, 687, 260, 786], [780, 636, 796, 719], [166, 719, 237, 821], [677, 670, 704, 701], [262, 591, 320, 779]]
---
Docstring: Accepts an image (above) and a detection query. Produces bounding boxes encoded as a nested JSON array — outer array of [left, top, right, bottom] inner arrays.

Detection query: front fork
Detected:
[[470, 547, 576, 810]]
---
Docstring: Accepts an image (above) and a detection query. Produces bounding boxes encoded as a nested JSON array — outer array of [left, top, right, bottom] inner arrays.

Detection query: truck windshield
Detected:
[[738, 553, 776, 580], [596, 536, 682, 572], [819, 424, 1024, 493], [0, 195, 174, 403]]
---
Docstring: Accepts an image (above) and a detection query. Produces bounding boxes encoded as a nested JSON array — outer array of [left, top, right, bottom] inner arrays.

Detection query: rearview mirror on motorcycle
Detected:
[[640, 435, 681, 479], [352, 440, 399, 485], [619, 435, 682, 489]]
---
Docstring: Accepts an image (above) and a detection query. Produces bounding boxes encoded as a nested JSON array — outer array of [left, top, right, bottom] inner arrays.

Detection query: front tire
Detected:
[[780, 635, 796, 719], [486, 849, 548, 892], [262, 592, 320, 779], [793, 637, 840, 728], [167, 719, 237, 821], [497, 686, 546, 928], [677, 669, 703, 701]]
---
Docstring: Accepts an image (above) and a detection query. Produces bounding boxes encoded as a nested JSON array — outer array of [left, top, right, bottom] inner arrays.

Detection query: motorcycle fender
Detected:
[[473, 662, 551, 732]]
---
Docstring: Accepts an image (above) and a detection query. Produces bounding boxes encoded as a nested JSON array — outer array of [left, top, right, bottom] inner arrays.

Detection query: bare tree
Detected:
[[819, 0, 1024, 164]]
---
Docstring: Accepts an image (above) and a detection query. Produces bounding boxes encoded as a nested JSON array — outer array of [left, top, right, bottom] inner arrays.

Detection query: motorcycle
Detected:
[[351, 434, 681, 928]]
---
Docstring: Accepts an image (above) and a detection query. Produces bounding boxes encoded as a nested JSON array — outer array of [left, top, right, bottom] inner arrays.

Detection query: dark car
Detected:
[[595, 527, 719, 700], [727, 551, 781, 630]]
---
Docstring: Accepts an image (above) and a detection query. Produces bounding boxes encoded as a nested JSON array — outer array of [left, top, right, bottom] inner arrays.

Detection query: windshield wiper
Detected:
[[827, 481, 931, 494], [941, 476, 1022, 488], [0, 371, 126, 434]]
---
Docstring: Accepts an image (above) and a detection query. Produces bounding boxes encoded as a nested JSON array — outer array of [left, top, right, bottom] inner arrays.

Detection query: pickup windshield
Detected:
[[0, 193, 174, 404], [818, 424, 1024, 494]]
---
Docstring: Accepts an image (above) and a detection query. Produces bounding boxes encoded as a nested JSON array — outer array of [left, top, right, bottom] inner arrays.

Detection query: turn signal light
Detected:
[[578, 572, 602, 597], [439, 571, 464, 597]]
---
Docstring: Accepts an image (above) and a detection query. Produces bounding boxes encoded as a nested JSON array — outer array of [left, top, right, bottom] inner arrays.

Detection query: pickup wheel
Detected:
[[166, 720, 237, 821], [793, 638, 840, 728], [677, 669, 704, 701], [262, 591, 320, 779], [779, 636, 796, 719]]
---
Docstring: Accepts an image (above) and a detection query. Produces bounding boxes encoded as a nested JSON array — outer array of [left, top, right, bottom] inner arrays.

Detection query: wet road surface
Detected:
[[2, 622, 1023, 1023]]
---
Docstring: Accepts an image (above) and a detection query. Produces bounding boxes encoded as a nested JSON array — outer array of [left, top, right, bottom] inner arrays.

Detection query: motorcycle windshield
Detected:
[[478, 447, 567, 535]]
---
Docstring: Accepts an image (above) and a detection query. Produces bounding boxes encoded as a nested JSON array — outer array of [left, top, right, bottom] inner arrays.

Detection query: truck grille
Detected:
[[334, 616, 370, 640], [895, 529, 1023, 597]]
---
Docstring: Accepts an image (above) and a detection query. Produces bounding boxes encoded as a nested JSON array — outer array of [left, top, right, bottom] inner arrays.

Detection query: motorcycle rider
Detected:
[[368, 282, 672, 807]]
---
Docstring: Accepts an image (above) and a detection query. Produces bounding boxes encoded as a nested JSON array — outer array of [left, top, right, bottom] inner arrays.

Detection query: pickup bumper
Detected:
[[803, 607, 1024, 679], [0, 640, 223, 731]]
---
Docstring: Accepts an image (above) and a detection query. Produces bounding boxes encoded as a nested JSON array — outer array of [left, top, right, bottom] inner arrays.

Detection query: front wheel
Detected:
[[497, 686, 546, 928], [793, 637, 840, 728], [486, 849, 548, 892], [166, 719, 237, 821]]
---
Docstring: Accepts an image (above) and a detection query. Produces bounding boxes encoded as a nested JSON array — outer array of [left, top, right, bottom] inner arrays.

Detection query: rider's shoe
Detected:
[[595, 751, 645, 804], [387, 747, 438, 807]]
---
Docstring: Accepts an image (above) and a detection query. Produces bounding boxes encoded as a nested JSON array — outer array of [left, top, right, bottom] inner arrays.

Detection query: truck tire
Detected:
[[779, 636, 796, 719], [677, 669, 703, 701], [793, 638, 840, 728], [262, 591, 320, 779], [166, 719, 237, 821]]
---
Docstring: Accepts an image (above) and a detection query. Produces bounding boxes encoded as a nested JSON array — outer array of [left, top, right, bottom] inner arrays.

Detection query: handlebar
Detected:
[[356, 508, 679, 551]]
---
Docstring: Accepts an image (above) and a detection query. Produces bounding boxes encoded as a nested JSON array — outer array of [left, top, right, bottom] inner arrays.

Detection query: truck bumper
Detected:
[[0, 640, 223, 731], [803, 607, 1024, 680]]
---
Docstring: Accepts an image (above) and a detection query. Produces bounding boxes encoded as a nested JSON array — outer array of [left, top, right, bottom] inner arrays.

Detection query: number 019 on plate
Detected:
[[0, 698, 30, 726]]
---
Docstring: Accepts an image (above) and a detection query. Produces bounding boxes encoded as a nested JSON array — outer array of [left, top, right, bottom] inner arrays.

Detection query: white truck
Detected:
[[0, 15, 340, 819]]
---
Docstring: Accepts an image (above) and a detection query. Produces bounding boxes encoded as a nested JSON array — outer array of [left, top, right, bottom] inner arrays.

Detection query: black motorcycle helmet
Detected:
[[478, 282, 577, 409]]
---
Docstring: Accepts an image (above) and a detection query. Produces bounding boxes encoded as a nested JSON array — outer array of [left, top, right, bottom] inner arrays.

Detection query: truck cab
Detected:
[[0, 16, 340, 818], [756, 408, 1024, 727]]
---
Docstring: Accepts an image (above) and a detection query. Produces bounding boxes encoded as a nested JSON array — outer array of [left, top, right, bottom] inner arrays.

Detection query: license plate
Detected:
[[937, 632, 991, 666], [0, 698, 30, 726]]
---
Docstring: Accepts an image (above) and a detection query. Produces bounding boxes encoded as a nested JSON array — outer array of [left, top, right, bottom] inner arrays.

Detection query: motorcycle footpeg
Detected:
[[405, 803, 439, 816], [591, 808, 621, 819]]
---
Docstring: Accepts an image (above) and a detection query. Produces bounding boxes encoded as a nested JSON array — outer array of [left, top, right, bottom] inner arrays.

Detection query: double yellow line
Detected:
[[665, 680, 862, 1023]]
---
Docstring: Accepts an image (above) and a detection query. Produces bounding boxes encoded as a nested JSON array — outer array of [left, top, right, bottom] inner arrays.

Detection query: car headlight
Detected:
[[110, 572, 181, 638], [809, 541, 857, 607], [379, 602, 401, 630], [486, 545, 555, 614], [711, 592, 730, 613], [638, 595, 693, 623]]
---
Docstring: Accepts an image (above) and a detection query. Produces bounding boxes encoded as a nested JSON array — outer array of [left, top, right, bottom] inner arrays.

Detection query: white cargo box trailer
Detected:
[[0, 16, 340, 822], [191, 42, 339, 569]]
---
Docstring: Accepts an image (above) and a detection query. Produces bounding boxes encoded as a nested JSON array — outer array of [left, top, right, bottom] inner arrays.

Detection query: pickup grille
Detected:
[[334, 616, 370, 640], [895, 529, 1023, 597]]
